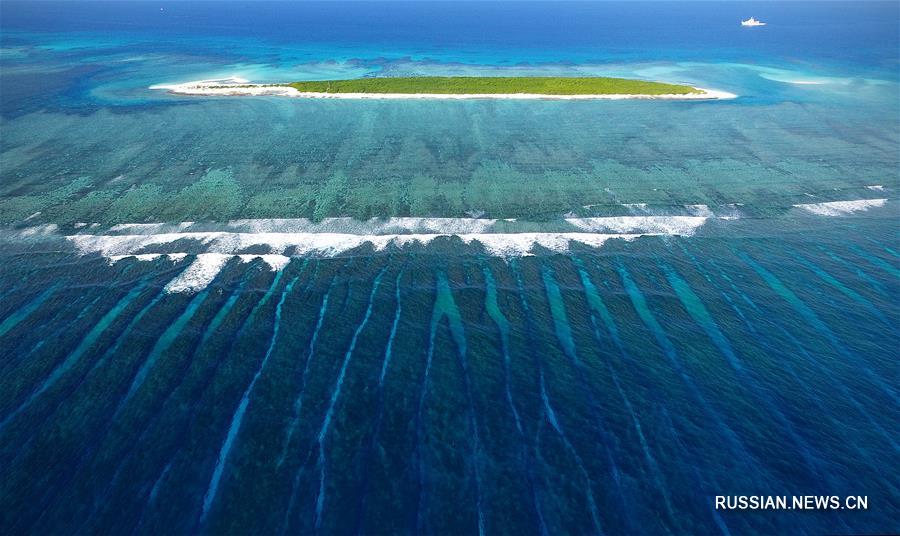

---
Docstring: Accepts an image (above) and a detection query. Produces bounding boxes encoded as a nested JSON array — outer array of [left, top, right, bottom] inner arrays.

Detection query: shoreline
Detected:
[[150, 77, 738, 101]]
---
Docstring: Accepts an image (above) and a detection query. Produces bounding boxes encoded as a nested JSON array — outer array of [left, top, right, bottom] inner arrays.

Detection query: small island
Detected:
[[151, 76, 737, 100]]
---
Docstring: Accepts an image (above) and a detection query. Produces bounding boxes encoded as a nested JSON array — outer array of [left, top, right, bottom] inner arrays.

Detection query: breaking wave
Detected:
[[7, 215, 722, 293], [565, 216, 707, 235], [162, 254, 289, 294], [793, 199, 887, 216]]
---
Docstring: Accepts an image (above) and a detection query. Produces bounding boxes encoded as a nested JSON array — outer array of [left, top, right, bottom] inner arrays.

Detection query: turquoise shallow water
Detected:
[[1, 1, 898, 534]]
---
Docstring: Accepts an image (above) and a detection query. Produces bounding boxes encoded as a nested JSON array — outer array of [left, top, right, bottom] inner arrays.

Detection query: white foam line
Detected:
[[108, 253, 164, 264], [793, 199, 888, 216], [67, 232, 223, 256], [565, 216, 707, 235], [223, 216, 499, 235], [151, 79, 737, 100], [866, 185, 885, 191], [64, 231, 664, 258], [164, 253, 232, 294], [684, 204, 715, 217], [62, 231, 660, 293], [18, 224, 59, 237], [236, 254, 292, 271], [99, 215, 717, 236], [108, 221, 195, 234], [8, 217, 717, 293], [107, 252, 286, 270]]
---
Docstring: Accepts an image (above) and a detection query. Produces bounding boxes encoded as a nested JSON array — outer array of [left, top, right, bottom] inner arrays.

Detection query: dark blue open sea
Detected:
[[1, 1, 898, 534]]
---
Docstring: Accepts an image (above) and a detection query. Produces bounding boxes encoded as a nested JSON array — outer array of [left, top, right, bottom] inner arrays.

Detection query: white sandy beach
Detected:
[[150, 77, 738, 100]]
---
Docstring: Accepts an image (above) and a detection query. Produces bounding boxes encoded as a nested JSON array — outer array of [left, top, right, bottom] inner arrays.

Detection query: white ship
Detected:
[[741, 17, 767, 27]]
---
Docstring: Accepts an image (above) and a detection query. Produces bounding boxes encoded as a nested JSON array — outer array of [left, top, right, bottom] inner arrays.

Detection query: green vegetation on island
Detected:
[[284, 76, 699, 95]]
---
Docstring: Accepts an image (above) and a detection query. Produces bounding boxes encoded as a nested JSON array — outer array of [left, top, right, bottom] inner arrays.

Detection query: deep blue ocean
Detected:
[[1, 2, 898, 534]]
